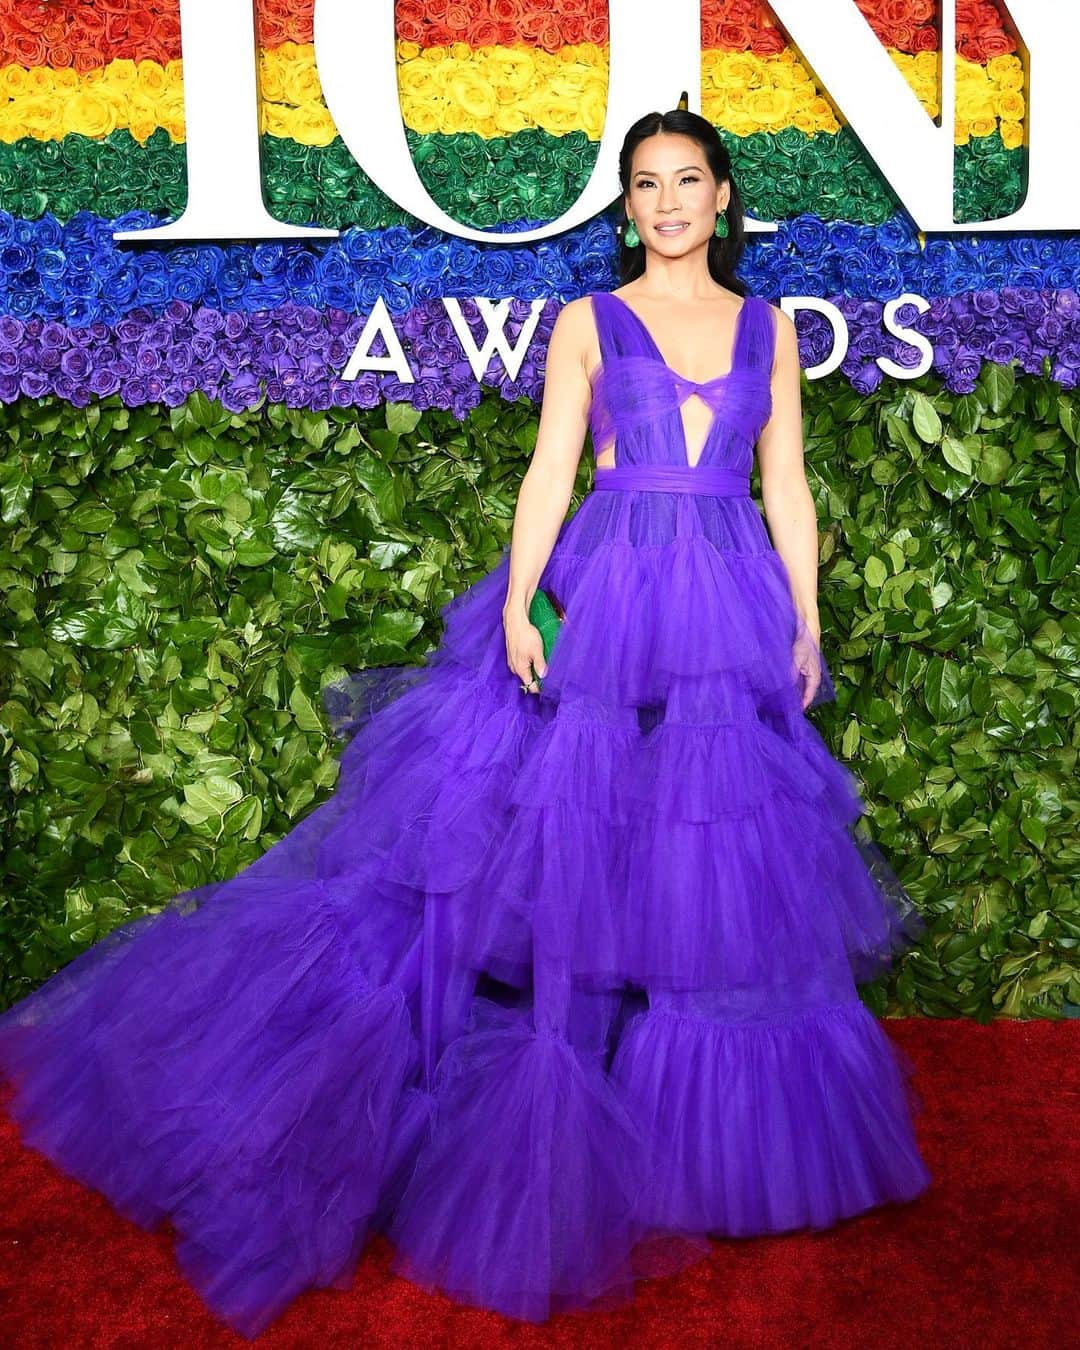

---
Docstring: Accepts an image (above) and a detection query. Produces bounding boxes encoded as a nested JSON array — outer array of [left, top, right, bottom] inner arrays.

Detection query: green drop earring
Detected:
[[715, 211, 729, 238], [624, 218, 640, 248]]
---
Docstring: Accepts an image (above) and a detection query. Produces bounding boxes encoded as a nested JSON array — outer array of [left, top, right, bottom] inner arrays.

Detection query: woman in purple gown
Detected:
[[0, 109, 931, 1338]]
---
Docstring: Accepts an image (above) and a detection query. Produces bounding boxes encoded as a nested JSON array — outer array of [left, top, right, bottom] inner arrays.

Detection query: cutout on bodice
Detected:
[[592, 292, 751, 471]]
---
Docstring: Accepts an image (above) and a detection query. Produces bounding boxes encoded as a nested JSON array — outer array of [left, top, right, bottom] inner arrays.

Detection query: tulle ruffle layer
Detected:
[[315, 665, 924, 994], [0, 883, 420, 1339], [422, 529, 835, 713]]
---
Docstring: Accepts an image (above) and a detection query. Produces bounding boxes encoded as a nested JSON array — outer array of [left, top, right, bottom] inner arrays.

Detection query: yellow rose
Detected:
[[292, 102, 335, 146], [283, 62, 324, 107], [262, 104, 290, 138], [722, 54, 759, 89], [25, 67, 54, 95], [440, 102, 474, 135], [792, 110, 818, 136], [127, 95, 160, 141], [405, 101, 440, 135], [161, 116, 186, 143], [746, 85, 791, 129], [449, 41, 472, 61], [157, 89, 186, 130], [968, 116, 997, 139], [999, 119, 1024, 151], [424, 46, 449, 67], [451, 71, 496, 118], [810, 97, 838, 132], [258, 53, 283, 102], [104, 58, 137, 91], [495, 105, 530, 136], [988, 55, 1024, 90], [19, 94, 64, 140], [137, 60, 170, 99], [396, 41, 421, 64], [487, 47, 537, 92], [914, 51, 939, 78], [787, 62, 813, 88], [525, 94, 561, 136], [997, 90, 1025, 121], [398, 64, 438, 101], [1, 67, 29, 98]]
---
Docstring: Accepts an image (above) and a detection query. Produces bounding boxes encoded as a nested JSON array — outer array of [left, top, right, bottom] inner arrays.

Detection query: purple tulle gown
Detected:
[[0, 291, 932, 1337]]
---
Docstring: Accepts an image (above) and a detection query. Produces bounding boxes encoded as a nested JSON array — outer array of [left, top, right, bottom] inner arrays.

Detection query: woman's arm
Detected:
[[502, 296, 593, 689], [756, 306, 821, 644]]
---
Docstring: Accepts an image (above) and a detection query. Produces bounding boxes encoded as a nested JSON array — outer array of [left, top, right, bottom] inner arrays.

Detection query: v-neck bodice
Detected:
[[587, 290, 776, 480]]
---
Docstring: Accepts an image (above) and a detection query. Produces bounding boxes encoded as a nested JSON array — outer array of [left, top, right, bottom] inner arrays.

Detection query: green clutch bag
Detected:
[[528, 586, 565, 686]]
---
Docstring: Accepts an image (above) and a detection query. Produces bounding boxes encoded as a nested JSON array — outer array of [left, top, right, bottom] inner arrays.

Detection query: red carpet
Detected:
[[1, 1016, 1076, 1349]]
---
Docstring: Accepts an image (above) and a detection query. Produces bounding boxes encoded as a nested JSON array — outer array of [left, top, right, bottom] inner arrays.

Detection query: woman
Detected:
[[0, 109, 931, 1338]]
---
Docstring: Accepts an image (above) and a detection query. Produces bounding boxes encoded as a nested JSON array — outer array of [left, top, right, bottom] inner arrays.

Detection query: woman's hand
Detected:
[[792, 612, 822, 711], [503, 602, 547, 695]]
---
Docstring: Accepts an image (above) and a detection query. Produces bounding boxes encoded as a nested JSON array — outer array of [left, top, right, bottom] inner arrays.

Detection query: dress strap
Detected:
[[590, 291, 653, 365], [734, 295, 778, 376]]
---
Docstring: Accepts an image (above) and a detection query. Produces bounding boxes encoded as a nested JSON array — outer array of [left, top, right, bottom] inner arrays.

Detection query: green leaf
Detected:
[[911, 393, 943, 443], [941, 435, 973, 475], [864, 556, 888, 588]]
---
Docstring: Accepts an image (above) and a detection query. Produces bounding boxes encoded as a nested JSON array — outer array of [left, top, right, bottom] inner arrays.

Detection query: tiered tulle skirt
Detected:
[[0, 482, 931, 1338]]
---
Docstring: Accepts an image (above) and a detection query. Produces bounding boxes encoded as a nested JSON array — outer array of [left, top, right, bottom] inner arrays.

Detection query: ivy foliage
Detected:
[[0, 365, 1077, 1019]]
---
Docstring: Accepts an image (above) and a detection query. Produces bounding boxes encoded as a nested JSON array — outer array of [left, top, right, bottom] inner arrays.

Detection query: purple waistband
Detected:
[[592, 464, 751, 497]]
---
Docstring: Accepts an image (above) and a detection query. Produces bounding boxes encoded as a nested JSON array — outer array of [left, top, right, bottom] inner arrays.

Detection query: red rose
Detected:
[[582, 15, 608, 44], [911, 25, 938, 52]]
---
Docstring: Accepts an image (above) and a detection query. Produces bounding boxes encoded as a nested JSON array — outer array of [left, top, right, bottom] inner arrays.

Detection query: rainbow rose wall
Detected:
[[0, 0, 1076, 1026]]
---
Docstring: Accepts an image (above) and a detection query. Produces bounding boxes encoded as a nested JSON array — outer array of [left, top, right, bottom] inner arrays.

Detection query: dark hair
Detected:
[[616, 107, 747, 293]]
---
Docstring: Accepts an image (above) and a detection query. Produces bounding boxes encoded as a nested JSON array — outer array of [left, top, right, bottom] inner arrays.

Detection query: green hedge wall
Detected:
[[1, 364, 1077, 1019]]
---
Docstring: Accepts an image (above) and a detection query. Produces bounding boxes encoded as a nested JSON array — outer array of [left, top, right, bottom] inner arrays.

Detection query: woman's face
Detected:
[[624, 133, 728, 256]]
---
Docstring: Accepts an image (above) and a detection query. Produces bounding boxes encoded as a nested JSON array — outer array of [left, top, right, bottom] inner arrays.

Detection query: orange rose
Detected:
[[72, 47, 101, 74], [490, 0, 521, 26], [751, 29, 787, 58], [471, 20, 501, 45], [9, 32, 48, 64], [260, 17, 288, 45], [445, 3, 472, 34], [976, 31, 1015, 60], [396, 0, 428, 31], [719, 22, 753, 49]]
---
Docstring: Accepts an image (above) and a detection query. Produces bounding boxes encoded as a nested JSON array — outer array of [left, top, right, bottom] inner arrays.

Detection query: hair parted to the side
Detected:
[[617, 106, 747, 294]]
